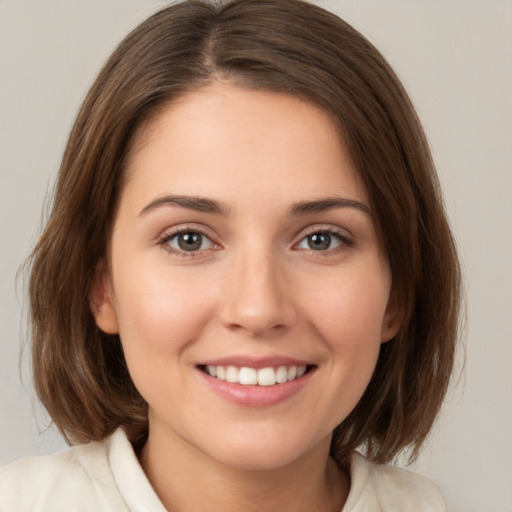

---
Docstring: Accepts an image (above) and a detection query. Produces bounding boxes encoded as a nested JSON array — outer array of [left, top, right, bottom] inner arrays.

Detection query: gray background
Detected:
[[1, 1, 511, 510]]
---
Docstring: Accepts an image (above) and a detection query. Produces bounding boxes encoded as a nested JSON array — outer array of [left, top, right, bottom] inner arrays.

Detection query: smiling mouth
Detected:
[[199, 364, 315, 386]]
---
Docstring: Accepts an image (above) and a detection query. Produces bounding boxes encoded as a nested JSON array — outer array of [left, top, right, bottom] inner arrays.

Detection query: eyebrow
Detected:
[[138, 194, 370, 217], [289, 197, 371, 216], [139, 195, 229, 217]]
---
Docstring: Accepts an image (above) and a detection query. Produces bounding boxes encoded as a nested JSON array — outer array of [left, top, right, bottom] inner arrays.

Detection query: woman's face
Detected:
[[92, 82, 400, 470]]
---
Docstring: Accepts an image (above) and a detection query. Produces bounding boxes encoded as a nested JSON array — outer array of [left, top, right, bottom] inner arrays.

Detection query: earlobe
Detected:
[[381, 288, 404, 343], [89, 264, 119, 335]]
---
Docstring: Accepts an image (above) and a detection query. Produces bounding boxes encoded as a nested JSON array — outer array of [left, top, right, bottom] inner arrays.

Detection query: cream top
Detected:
[[0, 428, 446, 511]]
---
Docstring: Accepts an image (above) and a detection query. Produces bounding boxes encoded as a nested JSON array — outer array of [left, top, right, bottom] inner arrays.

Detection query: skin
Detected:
[[91, 82, 401, 512]]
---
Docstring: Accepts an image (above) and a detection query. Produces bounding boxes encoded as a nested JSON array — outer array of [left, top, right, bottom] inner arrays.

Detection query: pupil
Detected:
[[308, 233, 330, 250], [178, 232, 202, 251]]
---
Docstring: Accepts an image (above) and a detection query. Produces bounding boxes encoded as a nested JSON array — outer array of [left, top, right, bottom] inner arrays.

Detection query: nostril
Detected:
[[220, 300, 298, 338]]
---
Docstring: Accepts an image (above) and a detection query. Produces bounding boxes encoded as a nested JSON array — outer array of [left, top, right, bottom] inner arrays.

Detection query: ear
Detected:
[[89, 263, 119, 335], [381, 287, 404, 343]]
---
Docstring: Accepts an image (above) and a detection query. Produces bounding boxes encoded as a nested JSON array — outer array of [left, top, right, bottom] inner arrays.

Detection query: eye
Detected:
[[162, 230, 215, 253], [296, 230, 349, 251]]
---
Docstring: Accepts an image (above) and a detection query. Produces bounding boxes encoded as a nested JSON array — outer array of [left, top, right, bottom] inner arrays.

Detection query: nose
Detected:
[[219, 247, 298, 338]]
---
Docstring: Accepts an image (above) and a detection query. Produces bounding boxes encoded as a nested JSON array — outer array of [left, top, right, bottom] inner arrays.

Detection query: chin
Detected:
[[202, 431, 330, 472]]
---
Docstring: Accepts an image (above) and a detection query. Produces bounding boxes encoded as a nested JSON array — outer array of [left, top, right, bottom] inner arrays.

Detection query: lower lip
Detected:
[[198, 368, 314, 407]]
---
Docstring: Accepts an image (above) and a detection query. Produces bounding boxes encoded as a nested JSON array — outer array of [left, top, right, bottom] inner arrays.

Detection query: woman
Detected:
[[0, 0, 461, 510]]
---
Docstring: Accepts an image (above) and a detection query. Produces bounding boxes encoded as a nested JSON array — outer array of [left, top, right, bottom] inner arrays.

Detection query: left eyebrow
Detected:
[[289, 197, 371, 216]]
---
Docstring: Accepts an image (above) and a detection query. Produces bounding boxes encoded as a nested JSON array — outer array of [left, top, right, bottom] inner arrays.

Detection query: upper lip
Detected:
[[197, 355, 313, 369]]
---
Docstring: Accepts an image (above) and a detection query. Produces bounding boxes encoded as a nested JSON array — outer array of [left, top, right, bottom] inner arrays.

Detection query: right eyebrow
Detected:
[[138, 195, 230, 217]]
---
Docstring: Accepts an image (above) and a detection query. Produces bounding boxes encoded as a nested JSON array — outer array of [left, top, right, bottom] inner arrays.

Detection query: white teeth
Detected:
[[204, 364, 309, 386], [275, 366, 288, 384], [257, 367, 276, 386], [287, 366, 297, 380], [239, 367, 258, 385], [226, 366, 238, 383]]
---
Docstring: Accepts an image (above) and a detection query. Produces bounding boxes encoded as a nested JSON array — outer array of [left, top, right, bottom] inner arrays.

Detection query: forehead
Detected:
[[122, 82, 369, 209]]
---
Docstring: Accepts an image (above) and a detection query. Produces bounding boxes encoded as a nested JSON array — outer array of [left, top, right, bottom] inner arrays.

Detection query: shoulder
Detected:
[[343, 452, 446, 512], [0, 431, 128, 511]]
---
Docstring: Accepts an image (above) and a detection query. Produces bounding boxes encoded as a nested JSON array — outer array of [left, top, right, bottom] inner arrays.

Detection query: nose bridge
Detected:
[[220, 238, 296, 337]]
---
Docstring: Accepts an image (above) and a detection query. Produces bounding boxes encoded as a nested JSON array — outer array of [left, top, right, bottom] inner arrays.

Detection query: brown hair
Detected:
[[29, 0, 461, 465]]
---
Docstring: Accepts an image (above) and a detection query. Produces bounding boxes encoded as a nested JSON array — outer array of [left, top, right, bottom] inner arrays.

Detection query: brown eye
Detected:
[[307, 233, 332, 250], [166, 231, 214, 252], [178, 232, 202, 251], [297, 231, 344, 251]]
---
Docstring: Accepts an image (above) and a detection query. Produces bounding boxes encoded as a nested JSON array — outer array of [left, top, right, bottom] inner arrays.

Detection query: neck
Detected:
[[139, 426, 349, 512]]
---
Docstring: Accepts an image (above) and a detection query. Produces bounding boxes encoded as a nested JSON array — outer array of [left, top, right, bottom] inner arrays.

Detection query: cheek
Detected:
[[304, 270, 391, 345], [301, 266, 391, 397], [112, 264, 217, 365], [111, 266, 221, 409]]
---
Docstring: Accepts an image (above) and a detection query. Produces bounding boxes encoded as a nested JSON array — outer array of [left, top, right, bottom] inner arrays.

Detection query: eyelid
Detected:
[[297, 224, 352, 240]]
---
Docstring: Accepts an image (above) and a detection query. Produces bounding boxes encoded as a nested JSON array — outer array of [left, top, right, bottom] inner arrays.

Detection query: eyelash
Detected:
[[158, 225, 353, 258]]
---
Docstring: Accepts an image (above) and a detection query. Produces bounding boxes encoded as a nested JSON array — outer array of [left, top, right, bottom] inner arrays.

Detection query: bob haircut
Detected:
[[29, 0, 461, 465]]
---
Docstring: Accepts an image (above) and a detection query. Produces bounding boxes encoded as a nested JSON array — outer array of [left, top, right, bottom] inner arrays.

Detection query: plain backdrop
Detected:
[[1, 1, 511, 510]]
